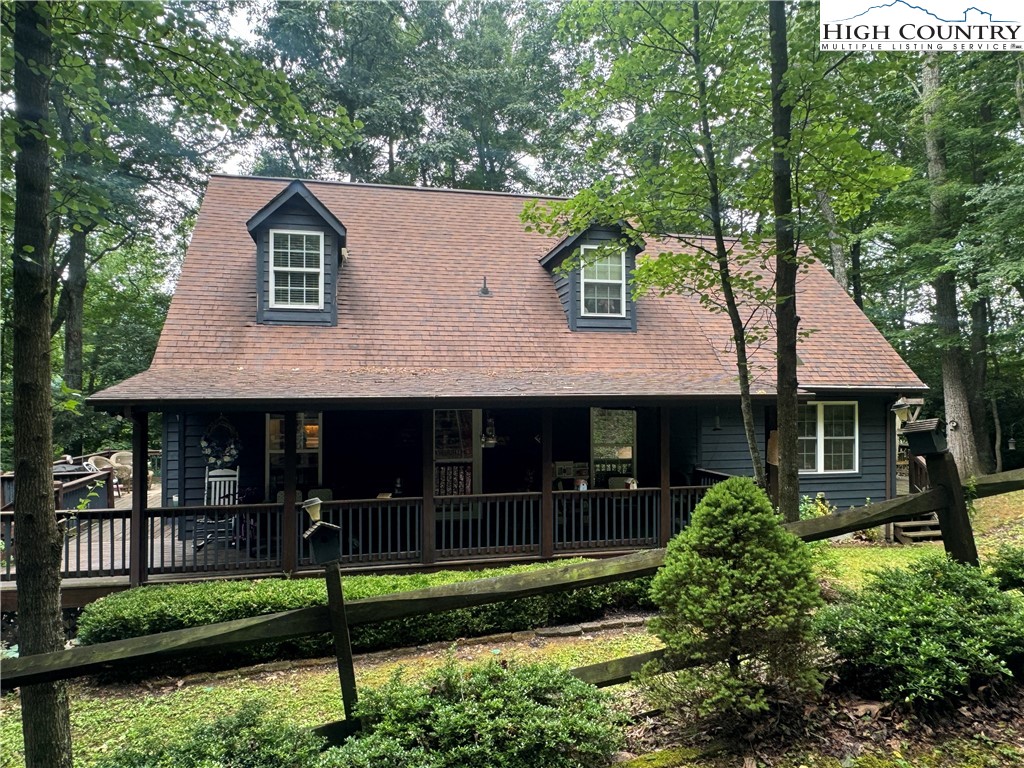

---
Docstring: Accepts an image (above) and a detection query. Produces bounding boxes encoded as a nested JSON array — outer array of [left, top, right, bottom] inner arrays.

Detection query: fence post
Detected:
[[903, 418, 979, 567], [925, 451, 979, 567], [324, 561, 359, 723]]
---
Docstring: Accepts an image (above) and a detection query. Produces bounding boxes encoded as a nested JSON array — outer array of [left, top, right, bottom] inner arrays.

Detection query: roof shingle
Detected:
[[90, 175, 925, 407]]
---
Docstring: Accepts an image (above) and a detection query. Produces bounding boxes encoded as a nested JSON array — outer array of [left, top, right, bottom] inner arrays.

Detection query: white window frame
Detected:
[[797, 401, 859, 475], [269, 229, 324, 310], [580, 244, 626, 318]]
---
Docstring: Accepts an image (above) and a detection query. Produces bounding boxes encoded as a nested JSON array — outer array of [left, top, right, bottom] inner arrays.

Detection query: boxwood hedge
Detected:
[[76, 560, 653, 666]]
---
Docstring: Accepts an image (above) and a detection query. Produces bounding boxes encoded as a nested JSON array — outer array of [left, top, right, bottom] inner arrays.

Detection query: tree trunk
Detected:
[[966, 287, 993, 472], [12, 3, 74, 766], [691, 1, 765, 487], [816, 190, 849, 291], [991, 397, 1002, 474], [921, 53, 983, 479], [62, 229, 88, 392], [850, 239, 864, 309], [770, 1, 799, 521]]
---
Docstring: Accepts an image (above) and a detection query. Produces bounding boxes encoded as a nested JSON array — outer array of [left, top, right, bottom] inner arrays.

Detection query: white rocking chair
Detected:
[[195, 468, 240, 549]]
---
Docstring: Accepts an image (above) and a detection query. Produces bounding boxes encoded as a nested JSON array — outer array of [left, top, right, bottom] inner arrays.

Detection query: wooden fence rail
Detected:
[[5, 467, 1022, 694]]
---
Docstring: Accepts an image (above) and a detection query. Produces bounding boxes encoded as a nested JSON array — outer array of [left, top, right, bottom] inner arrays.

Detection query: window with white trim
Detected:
[[269, 230, 324, 309], [580, 245, 626, 317], [797, 402, 858, 473]]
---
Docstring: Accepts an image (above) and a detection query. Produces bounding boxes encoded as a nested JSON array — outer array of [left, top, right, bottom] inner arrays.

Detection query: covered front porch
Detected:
[[31, 402, 736, 589], [156, 404, 734, 574]]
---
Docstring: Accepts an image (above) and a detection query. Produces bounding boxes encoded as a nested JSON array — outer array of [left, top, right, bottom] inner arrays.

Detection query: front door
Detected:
[[433, 409, 482, 495]]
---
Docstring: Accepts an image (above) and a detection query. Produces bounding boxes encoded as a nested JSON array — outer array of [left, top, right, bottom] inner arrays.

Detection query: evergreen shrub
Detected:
[[816, 553, 1024, 705], [93, 701, 326, 768], [644, 476, 823, 729], [989, 544, 1024, 591], [319, 659, 622, 768], [76, 560, 653, 665]]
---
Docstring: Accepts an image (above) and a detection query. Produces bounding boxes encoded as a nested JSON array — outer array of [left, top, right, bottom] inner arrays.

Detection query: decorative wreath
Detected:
[[200, 415, 241, 468]]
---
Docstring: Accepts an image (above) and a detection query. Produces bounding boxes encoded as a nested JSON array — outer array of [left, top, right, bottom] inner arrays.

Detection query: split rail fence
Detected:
[[5, 459, 1022, 747]]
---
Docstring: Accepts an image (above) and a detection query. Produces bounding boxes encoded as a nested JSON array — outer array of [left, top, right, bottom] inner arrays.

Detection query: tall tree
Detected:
[[769, 1, 799, 521], [528, 1, 900, 492], [921, 54, 985, 478], [9, 2, 74, 764], [1, 0, 357, 401]]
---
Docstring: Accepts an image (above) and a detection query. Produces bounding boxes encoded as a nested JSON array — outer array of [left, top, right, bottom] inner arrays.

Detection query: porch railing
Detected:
[[553, 487, 660, 552], [0, 479, 726, 584], [435, 492, 541, 560], [300, 498, 423, 567]]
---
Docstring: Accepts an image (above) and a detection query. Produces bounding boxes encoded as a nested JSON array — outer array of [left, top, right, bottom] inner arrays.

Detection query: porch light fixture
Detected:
[[891, 396, 924, 425], [481, 417, 498, 448], [301, 496, 323, 525], [712, 408, 722, 432], [1010, 437, 1017, 451], [301, 497, 342, 565]]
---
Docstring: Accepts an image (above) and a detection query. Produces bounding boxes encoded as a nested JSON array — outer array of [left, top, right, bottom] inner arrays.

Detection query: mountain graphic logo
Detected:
[[826, 1, 1017, 24]]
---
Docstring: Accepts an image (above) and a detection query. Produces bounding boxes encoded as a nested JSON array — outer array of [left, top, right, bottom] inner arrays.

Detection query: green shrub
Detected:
[[77, 560, 653, 666], [989, 544, 1024, 591], [92, 701, 326, 768], [320, 658, 622, 768], [644, 476, 823, 730], [816, 553, 1024, 705]]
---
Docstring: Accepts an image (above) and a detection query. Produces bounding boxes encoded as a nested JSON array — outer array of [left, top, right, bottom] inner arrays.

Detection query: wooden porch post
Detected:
[[129, 409, 149, 587], [659, 407, 672, 546], [282, 411, 298, 574], [541, 408, 554, 559], [421, 410, 436, 565]]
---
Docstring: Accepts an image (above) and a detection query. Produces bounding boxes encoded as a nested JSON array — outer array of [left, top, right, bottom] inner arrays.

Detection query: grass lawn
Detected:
[[1, 489, 1020, 767]]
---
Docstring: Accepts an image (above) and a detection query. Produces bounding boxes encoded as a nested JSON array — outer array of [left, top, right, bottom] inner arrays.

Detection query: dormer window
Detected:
[[248, 180, 346, 326], [580, 245, 626, 317], [270, 230, 324, 309]]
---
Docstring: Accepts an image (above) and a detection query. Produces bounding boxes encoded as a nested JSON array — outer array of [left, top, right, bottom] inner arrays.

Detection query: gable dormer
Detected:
[[539, 224, 643, 332], [247, 180, 346, 326]]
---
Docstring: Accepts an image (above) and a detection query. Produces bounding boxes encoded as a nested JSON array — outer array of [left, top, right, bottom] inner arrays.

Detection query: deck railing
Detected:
[[149, 504, 285, 575], [553, 487, 661, 552], [670, 486, 708, 535], [300, 498, 423, 567], [435, 492, 541, 560], [0, 476, 725, 583]]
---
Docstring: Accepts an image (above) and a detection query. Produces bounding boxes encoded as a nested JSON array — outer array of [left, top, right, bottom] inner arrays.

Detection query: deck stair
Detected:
[[893, 513, 943, 544]]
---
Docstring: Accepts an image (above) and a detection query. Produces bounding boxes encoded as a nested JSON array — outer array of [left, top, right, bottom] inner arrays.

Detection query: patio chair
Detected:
[[86, 455, 122, 498], [195, 467, 241, 549], [111, 451, 154, 490]]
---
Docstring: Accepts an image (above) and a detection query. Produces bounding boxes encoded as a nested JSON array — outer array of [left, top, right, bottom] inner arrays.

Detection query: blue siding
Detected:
[[543, 225, 638, 332], [698, 403, 765, 478], [255, 197, 338, 326], [692, 397, 894, 508], [797, 397, 892, 508], [161, 413, 181, 506]]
